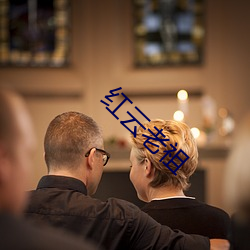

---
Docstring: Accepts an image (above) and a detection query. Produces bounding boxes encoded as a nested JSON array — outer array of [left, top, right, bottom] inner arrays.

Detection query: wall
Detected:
[[0, 0, 249, 213]]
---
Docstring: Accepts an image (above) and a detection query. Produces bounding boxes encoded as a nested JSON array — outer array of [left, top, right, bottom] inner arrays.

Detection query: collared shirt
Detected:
[[25, 175, 209, 250]]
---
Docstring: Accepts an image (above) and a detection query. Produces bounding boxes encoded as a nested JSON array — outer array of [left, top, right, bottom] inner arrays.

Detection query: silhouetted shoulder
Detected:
[[0, 213, 99, 250]]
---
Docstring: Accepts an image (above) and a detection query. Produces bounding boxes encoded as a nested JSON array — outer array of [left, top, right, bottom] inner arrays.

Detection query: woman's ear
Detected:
[[144, 158, 154, 178]]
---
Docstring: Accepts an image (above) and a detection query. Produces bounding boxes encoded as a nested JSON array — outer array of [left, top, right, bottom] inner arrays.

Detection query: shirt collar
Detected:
[[151, 196, 195, 201], [37, 175, 88, 195]]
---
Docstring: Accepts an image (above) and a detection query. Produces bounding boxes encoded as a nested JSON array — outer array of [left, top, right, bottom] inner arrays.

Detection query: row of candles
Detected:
[[173, 89, 235, 146], [174, 89, 208, 145]]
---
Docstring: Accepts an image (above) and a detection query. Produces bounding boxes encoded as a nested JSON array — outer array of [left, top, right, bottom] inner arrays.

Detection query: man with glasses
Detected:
[[25, 111, 229, 250]]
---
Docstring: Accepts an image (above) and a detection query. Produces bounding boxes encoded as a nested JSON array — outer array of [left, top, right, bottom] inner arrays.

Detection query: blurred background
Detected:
[[0, 0, 249, 215]]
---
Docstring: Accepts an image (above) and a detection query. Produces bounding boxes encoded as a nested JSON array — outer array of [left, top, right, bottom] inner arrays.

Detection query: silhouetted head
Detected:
[[0, 90, 35, 215]]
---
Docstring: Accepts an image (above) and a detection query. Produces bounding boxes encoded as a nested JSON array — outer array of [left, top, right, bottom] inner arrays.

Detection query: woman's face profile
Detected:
[[129, 147, 148, 202]]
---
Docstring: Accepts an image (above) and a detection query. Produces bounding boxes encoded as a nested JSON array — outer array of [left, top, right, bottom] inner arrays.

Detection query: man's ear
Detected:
[[43, 152, 50, 174], [86, 148, 96, 170], [144, 158, 154, 178]]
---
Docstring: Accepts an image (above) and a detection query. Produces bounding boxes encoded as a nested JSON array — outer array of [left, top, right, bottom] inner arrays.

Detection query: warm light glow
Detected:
[[191, 127, 200, 139], [218, 108, 228, 119], [177, 90, 188, 101], [173, 110, 184, 121]]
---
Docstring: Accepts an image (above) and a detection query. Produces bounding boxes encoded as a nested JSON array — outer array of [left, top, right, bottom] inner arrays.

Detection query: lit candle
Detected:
[[173, 110, 184, 122], [191, 127, 207, 147], [177, 90, 189, 120]]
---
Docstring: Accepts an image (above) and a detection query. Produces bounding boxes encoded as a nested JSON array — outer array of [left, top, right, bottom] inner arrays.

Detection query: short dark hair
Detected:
[[44, 112, 102, 171]]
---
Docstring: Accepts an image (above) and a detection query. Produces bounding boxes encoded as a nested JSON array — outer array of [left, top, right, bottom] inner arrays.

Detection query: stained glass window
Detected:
[[133, 0, 205, 66]]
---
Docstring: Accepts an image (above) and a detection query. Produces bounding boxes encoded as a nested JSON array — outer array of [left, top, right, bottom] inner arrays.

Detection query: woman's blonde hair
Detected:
[[131, 119, 198, 191]]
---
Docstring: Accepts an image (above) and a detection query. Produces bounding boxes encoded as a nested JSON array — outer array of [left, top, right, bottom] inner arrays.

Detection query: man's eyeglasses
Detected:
[[85, 148, 111, 166]]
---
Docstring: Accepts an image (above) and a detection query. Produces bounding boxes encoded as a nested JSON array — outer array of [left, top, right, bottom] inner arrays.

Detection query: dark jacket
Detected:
[[142, 198, 231, 239], [25, 175, 210, 250], [0, 212, 98, 250]]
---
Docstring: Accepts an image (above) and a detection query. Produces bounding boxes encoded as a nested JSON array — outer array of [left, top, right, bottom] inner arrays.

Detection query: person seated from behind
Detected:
[[25, 111, 229, 250], [130, 119, 230, 239], [224, 113, 250, 250], [0, 90, 97, 250]]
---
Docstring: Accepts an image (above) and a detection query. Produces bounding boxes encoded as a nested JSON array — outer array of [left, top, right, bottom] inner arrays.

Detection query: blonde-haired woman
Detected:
[[130, 119, 230, 239], [224, 113, 250, 249]]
